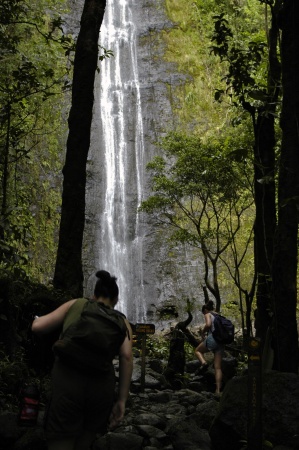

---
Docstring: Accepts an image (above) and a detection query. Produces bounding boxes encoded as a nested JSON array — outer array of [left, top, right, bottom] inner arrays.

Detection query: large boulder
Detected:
[[210, 371, 299, 449]]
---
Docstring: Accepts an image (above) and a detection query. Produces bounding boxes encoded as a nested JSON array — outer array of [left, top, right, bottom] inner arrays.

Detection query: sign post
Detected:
[[247, 337, 263, 450], [134, 323, 155, 392]]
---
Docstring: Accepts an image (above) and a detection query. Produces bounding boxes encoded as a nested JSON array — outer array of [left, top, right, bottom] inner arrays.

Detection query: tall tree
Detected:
[[253, 0, 281, 344], [271, 0, 299, 373], [53, 0, 106, 297], [211, 2, 281, 342], [140, 133, 255, 323]]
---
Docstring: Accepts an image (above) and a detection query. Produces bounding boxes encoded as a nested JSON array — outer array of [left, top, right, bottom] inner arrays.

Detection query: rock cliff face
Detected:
[[68, 0, 205, 324]]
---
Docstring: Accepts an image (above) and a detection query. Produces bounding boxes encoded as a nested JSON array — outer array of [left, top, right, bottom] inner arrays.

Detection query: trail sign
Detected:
[[135, 323, 155, 335]]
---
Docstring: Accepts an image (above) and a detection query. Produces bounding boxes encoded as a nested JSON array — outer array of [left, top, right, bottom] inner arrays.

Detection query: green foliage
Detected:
[[141, 130, 255, 311], [211, 11, 268, 109], [0, 347, 30, 411], [146, 334, 197, 362], [163, 0, 267, 139], [146, 335, 170, 360], [0, 0, 73, 282], [141, 132, 253, 243], [160, 0, 282, 332]]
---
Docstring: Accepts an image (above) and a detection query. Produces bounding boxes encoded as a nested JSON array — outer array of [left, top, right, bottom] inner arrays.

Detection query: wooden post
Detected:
[[134, 323, 155, 393], [140, 335, 146, 392], [247, 337, 263, 450]]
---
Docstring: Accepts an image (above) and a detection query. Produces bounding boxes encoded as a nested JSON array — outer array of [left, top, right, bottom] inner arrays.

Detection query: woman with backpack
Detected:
[[32, 270, 133, 450], [194, 300, 224, 395]]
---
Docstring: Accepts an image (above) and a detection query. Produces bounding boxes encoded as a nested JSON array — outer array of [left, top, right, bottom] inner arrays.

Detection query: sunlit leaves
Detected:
[[141, 130, 255, 309], [211, 8, 269, 111], [0, 0, 71, 281]]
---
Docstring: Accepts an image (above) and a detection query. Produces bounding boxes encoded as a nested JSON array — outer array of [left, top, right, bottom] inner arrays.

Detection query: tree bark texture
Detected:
[[253, 113, 276, 342], [53, 0, 106, 297], [253, 2, 281, 344], [272, 0, 299, 373]]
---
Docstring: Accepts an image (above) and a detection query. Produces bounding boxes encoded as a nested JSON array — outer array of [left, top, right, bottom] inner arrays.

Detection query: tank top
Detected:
[[208, 313, 215, 335]]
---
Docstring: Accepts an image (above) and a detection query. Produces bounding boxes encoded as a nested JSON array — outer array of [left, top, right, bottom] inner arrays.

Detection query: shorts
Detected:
[[44, 359, 116, 440], [205, 334, 225, 354]]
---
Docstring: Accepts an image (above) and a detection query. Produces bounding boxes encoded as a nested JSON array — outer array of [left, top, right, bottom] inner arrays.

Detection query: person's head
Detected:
[[202, 300, 214, 314], [94, 270, 119, 306]]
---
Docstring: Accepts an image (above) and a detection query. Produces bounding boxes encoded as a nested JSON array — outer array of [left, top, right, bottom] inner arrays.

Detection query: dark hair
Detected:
[[94, 270, 119, 301], [202, 300, 214, 313]]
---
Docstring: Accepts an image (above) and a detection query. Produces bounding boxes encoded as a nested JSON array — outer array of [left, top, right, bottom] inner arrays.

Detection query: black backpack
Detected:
[[211, 312, 234, 345], [53, 299, 129, 373]]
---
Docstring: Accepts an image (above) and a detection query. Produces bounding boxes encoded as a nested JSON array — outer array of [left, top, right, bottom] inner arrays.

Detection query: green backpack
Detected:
[[53, 298, 129, 373]]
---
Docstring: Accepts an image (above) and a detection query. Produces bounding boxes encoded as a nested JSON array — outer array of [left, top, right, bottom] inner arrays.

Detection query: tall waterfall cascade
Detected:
[[82, 0, 204, 323]]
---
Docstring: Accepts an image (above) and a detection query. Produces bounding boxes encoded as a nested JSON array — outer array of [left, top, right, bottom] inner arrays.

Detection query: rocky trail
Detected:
[[1, 352, 299, 450]]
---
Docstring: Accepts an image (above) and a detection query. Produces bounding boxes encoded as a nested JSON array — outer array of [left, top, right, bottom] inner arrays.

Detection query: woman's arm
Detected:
[[202, 312, 212, 333], [31, 299, 77, 335], [109, 319, 133, 429]]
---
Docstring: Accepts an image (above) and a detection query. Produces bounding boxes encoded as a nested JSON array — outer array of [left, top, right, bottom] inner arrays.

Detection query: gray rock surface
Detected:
[[2, 358, 298, 450]]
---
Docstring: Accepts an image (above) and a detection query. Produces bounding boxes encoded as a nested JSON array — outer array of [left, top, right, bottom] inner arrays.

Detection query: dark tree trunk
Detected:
[[164, 313, 197, 389], [253, 111, 276, 342], [272, 0, 299, 373], [176, 311, 199, 347], [253, 2, 281, 344], [53, 0, 106, 297], [164, 328, 186, 389]]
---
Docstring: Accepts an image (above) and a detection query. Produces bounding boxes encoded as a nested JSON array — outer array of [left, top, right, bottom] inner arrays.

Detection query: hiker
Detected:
[[194, 300, 224, 395], [32, 270, 133, 450]]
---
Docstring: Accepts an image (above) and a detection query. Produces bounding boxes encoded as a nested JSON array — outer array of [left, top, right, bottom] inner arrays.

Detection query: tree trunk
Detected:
[[253, 2, 281, 344], [53, 0, 106, 297], [253, 111, 276, 342], [272, 0, 299, 373]]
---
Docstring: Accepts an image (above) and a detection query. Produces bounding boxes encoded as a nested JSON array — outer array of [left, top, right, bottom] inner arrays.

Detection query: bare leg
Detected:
[[48, 438, 75, 450], [74, 430, 97, 450], [194, 342, 209, 365], [214, 351, 222, 394]]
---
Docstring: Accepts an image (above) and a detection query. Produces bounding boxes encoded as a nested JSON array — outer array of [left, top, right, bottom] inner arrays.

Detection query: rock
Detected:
[[195, 400, 220, 430], [210, 371, 299, 450], [144, 374, 161, 389], [133, 413, 167, 430], [131, 366, 142, 383], [221, 356, 238, 382], [168, 417, 212, 450], [93, 432, 144, 450], [143, 447, 160, 450], [135, 425, 167, 440], [185, 360, 200, 374], [148, 392, 172, 404], [2, 355, 297, 450], [173, 389, 214, 406], [147, 359, 165, 374], [186, 381, 204, 393]]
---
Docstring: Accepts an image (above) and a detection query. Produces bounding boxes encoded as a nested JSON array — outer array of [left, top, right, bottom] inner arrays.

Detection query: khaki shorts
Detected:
[[44, 359, 116, 440]]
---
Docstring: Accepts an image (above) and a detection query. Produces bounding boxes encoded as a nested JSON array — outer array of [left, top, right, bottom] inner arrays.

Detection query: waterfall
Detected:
[[83, 0, 205, 325], [87, 0, 146, 321]]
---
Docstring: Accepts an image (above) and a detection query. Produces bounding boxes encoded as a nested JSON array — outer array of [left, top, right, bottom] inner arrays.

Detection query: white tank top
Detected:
[[209, 313, 215, 334]]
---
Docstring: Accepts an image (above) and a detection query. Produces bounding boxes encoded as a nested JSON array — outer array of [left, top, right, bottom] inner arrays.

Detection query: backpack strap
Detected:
[[62, 298, 87, 335]]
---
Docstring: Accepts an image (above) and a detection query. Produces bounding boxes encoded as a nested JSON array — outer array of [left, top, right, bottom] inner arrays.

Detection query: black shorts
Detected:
[[44, 359, 116, 440]]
